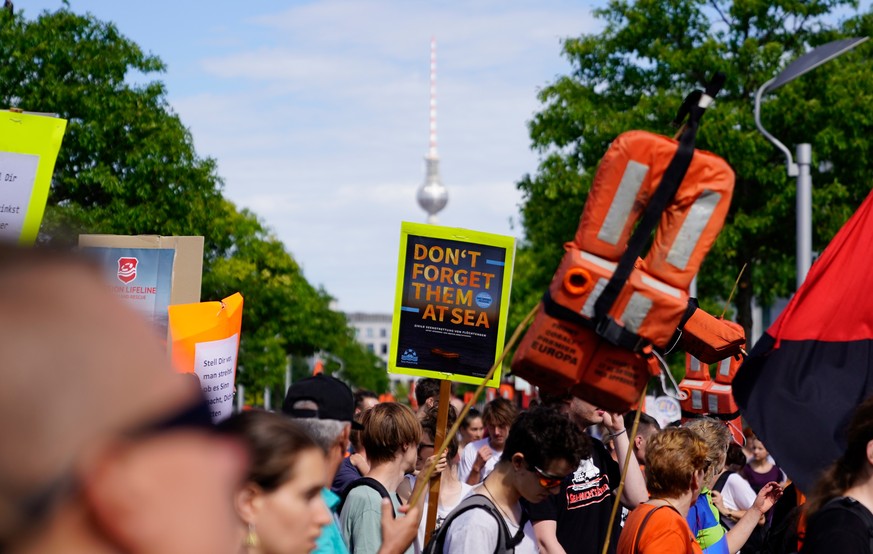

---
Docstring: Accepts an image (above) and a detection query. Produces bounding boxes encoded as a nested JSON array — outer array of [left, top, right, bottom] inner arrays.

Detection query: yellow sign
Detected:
[[0, 111, 67, 244], [389, 223, 515, 387]]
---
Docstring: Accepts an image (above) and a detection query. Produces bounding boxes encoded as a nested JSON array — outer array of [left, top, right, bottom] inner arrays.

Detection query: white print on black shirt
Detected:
[[566, 457, 612, 510]]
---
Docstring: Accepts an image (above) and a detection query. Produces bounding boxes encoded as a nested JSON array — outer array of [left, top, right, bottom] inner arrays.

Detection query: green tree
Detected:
[[514, 0, 873, 344], [0, 7, 387, 395]]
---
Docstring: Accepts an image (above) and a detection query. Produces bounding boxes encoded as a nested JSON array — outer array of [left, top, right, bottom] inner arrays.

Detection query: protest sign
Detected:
[[80, 235, 204, 340], [0, 110, 67, 244], [389, 223, 515, 387], [168, 293, 244, 422]]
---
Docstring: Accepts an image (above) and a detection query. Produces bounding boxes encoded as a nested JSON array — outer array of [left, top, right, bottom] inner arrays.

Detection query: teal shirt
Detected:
[[340, 485, 412, 554], [314, 488, 350, 554]]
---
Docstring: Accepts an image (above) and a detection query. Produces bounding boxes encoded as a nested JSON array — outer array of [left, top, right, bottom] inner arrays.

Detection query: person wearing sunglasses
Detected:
[[529, 395, 648, 554], [0, 246, 248, 554], [441, 406, 588, 553]]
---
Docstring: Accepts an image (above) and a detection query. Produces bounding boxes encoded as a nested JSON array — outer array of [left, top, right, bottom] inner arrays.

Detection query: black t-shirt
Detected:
[[527, 438, 621, 554], [801, 497, 873, 554]]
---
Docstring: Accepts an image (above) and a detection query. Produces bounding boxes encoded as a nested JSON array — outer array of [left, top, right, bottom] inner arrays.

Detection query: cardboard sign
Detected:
[[0, 110, 67, 244], [168, 293, 244, 422], [85, 247, 175, 339], [389, 223, 515, 387], [80, 235, 204, 340]]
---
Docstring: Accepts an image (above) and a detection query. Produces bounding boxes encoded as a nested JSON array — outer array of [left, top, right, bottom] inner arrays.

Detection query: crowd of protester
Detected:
[[4, 244, 873, 554]]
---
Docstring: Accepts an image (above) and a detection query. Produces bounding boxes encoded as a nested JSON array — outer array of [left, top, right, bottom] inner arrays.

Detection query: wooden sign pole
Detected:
[[423, 379, 452, 544]]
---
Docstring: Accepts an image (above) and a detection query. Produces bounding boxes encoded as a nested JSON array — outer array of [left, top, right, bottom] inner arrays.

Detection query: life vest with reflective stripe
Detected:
[[679, 320, 745, 422], [512, 129, 740, 412]]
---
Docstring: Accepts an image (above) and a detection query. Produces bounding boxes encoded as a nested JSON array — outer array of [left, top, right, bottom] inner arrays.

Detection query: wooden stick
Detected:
[[721, 263, 748, 319], [600, 387, 647, 554], [423, 380, 452, 543]]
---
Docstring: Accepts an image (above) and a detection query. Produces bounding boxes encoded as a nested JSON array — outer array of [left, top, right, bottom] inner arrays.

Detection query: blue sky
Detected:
[[19, 0, 871, 313]]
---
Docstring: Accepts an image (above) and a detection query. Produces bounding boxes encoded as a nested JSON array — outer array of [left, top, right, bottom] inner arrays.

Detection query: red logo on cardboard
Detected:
[[117, 257, 138, 284]]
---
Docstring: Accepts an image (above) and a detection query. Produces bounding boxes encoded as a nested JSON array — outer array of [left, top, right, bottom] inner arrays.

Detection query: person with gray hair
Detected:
[[282, 375, 420, 554]]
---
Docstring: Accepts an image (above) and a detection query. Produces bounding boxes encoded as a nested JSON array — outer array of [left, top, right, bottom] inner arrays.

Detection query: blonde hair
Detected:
[[645, 427, 709, 498], [361, 402, 421, 465], [685, 418, 731, 487]]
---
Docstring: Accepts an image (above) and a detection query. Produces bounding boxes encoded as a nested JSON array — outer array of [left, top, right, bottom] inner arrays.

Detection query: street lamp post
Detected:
[[754, 37, 868, 289]]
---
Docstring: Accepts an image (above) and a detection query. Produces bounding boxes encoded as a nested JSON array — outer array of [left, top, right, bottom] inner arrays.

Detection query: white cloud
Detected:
[[168, 0, 603, 312]]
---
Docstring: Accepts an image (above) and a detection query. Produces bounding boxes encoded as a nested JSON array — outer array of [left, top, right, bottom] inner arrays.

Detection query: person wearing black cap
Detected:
[[283, 375, 420, 554]]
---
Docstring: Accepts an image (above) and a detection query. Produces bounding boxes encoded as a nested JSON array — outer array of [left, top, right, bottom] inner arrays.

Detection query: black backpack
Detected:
[[422, 494, 528, 554], [338, 477, 401, 518]]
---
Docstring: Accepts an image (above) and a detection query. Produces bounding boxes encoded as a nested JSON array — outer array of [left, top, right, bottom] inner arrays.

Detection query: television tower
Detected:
[[417, 37, 448, 224]]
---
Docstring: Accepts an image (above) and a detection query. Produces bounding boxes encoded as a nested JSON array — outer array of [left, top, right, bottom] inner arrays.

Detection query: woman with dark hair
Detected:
[[459, 407, 485, 450], [218, 410, 332, 554], [802, 396, 873, 553]]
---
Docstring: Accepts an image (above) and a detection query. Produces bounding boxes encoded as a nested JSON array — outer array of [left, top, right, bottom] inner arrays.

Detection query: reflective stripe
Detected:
[[718, 358, 732, 378], [597, 160, 649, 245], [690, 356, 701, 373], [708, 392, 719, 413], [666, 190, 722, 269], [620, 292, 652, 334], [692, 389, 704, 411], [640, 274, 682, 298], [708, 383, 732, 412], [581, 278, 609, 318], [580, 251, 617, 272]]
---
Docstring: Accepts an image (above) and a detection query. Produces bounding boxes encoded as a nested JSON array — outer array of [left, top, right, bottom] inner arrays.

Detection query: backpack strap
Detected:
[[632, 505, 667, 554], [426, 494, 522, 554], [711, 471, 733, 530], [338, 477, 398, 518], [712, 471, 731, 494]]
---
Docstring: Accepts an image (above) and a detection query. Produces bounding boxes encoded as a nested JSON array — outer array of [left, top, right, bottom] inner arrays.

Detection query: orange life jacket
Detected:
[[512, 78, 744, 412], [679, 320, 745, 421]]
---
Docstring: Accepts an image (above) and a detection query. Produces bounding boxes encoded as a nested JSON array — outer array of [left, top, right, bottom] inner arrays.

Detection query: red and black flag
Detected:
[[733, 188, 873, 493]]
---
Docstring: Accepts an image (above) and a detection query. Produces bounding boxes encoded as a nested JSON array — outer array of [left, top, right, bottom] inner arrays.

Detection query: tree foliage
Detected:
[[0, 7, 387, 395], [513, 0, 873, 343]]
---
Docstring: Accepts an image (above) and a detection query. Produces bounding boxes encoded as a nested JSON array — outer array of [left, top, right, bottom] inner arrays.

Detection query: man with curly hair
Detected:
[[530, 395, 649, 554], [443, 406, 589, 553]]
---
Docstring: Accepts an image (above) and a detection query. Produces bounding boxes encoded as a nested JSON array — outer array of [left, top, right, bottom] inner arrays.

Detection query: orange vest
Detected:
[[512, 81, 744, 411]]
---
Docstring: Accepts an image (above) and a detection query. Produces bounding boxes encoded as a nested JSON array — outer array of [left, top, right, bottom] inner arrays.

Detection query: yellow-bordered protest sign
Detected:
[[389, 222, 515, 387], [0, 110, 67, 244]]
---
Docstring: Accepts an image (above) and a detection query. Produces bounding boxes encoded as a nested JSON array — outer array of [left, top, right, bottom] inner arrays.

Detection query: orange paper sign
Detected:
[[169, 292, 244, 422]]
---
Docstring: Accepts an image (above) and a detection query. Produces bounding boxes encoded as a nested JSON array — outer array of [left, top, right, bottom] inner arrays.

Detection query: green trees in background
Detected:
[[0, 7, 387, 395], [513, 0, 873, 343]]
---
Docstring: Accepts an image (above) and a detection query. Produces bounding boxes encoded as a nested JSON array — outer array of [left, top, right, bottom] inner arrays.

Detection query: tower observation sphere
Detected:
[[417, 36, 447, 224]]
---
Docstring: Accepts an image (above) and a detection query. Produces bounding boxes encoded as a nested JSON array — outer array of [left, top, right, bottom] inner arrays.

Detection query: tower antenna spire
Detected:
[[417, 36, 448, 224]]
